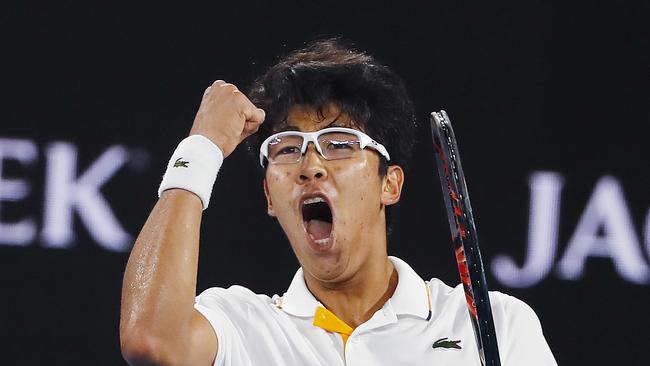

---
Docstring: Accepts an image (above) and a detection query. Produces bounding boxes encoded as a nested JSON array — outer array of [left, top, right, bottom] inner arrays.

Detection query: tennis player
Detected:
[[120, 39, 557, 365]]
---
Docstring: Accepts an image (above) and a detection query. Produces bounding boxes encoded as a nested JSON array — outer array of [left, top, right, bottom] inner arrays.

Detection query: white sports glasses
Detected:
[[259, 127, 391, 167]]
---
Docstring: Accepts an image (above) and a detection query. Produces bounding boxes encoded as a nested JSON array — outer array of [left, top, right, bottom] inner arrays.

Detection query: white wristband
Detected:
[[158, 135, 224, 210]]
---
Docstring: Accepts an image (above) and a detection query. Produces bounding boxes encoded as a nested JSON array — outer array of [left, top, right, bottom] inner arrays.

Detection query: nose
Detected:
[[298, 143, 327, 183]]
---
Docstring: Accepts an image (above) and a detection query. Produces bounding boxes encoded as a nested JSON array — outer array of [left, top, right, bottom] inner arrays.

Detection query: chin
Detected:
[[295, 243, 353, 283]]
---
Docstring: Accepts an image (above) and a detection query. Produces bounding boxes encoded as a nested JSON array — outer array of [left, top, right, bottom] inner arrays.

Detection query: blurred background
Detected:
[[1, 1, 648, 365]]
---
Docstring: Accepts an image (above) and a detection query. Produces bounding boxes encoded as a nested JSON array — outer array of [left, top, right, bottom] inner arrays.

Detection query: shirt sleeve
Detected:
[[194, 286, 262, 366], [491, 292, 558, 366]]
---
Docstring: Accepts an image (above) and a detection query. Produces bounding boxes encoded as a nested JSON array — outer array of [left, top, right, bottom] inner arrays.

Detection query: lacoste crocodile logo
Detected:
[[432, 337, 462, 350], [174, 158, 189, 168]]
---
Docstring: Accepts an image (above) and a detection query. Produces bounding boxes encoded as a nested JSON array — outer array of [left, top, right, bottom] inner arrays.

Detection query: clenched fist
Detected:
[[190, 80, 266, 157]]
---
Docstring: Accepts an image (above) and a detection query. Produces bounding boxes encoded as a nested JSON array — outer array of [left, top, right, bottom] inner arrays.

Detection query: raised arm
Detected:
[[119, 81, 265, 366]]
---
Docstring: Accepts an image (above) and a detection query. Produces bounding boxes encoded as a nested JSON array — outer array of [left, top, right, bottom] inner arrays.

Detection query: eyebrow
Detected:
[[274, 120, 346, 133], [274, 125, 301, 133]]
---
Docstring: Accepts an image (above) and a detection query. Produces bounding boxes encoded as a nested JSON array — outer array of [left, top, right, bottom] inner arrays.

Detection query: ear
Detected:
[[263, 179, 276, 217], [380, 165, 404, 206]]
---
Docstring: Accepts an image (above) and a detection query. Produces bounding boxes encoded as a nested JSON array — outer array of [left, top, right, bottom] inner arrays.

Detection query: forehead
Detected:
[[275, 104, 358, 133]]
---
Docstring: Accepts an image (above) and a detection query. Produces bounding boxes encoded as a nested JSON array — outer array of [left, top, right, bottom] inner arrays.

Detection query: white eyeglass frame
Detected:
[[259, 127, 391, 167]]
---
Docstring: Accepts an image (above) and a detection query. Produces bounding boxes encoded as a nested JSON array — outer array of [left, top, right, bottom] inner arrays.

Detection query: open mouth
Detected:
[[301, 196, 333, 246]]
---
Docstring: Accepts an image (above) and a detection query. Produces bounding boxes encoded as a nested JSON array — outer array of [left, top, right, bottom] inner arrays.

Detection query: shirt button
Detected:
[[351, 336, 360, 343]]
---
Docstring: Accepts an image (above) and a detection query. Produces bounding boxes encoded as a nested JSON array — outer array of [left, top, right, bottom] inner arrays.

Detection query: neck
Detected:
[[305, 254, 398, 329]]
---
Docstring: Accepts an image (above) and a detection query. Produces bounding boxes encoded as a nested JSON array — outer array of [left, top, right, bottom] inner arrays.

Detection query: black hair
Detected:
[[246, 38, 418, 234]]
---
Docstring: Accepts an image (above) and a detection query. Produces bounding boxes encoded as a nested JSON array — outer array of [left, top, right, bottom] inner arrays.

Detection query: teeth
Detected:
[[303, 197, 325, 205], [314, 238, 331, 246]]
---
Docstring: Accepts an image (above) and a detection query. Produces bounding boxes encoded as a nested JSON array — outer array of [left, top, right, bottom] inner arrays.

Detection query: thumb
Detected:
[[242, 108, 265, 136]]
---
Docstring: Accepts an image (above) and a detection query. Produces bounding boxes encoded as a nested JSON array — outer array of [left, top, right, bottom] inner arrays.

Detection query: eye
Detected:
[[276, 146, 301, 155], [326, 140, 356, 150]]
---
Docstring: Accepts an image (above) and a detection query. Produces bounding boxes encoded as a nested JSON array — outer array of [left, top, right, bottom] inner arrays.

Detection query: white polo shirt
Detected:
[[194, 256, 557, 365]]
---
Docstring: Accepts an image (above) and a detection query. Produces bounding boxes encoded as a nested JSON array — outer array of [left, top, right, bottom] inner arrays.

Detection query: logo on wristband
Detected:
[[174, 157, 189, 168]]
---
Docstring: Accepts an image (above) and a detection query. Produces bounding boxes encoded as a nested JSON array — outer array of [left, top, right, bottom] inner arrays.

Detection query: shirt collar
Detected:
[[278, 256, 431, 320], [277, 267, 322, 317], [387, 256, 432, 320]]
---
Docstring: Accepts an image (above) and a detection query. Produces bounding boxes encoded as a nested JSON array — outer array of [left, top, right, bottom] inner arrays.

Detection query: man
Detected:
[[120, 39, 557, 365]]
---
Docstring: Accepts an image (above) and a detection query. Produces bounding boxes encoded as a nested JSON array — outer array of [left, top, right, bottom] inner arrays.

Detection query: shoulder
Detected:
[[487, 290, 541, 325], [196, 285, 273, 303], [426, 278, 540, 323], [195, 285, 276, 314], [425, 280, 545, 342], [483, 290, 549, 342], [193, 286, 286, 365]]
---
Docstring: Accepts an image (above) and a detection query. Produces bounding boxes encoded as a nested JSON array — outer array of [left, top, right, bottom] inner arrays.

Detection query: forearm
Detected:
[[120, 189, 203, 357]]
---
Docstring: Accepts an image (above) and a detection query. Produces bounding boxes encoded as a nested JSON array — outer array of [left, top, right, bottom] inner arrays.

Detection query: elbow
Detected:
[[121, 331, 185, 366]]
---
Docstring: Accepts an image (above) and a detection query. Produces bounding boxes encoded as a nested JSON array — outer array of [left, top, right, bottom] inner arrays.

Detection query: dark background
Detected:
[[1, 1, 648, 365]]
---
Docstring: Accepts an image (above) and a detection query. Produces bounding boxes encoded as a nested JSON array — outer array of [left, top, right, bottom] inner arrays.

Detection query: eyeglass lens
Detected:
[[267, 132, 362, 164]]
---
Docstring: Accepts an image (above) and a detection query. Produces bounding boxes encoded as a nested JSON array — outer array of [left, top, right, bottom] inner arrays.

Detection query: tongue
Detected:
[[306, 219, 332, 240]]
